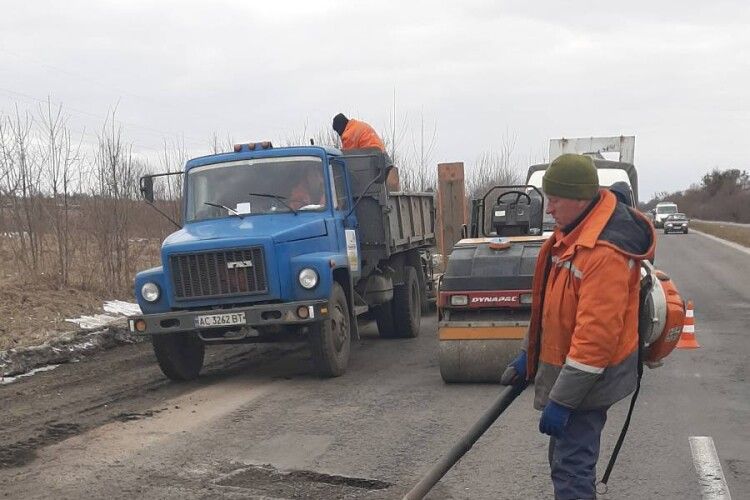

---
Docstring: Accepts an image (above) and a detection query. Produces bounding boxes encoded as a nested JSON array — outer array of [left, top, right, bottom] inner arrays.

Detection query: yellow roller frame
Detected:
[[439, 325, 527, 340]]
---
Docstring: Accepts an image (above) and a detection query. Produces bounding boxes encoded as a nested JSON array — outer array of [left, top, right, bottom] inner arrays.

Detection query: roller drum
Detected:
[[439, 338, 524, 383]]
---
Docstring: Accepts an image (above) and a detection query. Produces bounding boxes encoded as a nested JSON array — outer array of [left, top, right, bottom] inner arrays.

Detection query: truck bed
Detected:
[[385, 192, 435, 251], [343, 150, 436, 273]]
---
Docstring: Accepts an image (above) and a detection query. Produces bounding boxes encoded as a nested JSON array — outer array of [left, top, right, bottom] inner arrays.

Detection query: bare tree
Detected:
[[209, 131, 235, 154], [38, 99, 82, 286], [406, 111, 437, 192], [90, 110, 145, 291], [156, 137, 187, 226], [382, 90, 411, 171], [465, 132, 523, 200], [283, 121, 340, 149], [0, 108, 44, 270]]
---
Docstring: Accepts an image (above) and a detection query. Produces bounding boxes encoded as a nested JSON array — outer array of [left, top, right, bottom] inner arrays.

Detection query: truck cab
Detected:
[[131, 143, 435, 381]]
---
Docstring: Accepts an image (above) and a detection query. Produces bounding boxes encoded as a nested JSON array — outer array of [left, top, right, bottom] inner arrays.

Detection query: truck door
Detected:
[[330, 159, 360, 278]]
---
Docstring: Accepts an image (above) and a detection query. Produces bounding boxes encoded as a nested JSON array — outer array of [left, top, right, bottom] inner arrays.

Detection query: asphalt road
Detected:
[[0, 230, 748, 499]]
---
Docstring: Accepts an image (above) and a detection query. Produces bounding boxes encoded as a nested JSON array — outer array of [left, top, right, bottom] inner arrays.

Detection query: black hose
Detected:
[[403, 384, 525, 500]]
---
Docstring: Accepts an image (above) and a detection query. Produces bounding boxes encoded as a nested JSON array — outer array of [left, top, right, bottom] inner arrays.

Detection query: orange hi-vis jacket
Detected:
[[525, 189, 656, 410], [341, 119, 385, 151]]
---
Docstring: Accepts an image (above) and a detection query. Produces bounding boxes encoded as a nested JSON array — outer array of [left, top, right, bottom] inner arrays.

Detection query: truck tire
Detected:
[[392, 266, 421, 338], [418, 253, 432, 314], [373, 301, 397, 338], [308, 282, 351, 377], [151, 332, 205, 381]]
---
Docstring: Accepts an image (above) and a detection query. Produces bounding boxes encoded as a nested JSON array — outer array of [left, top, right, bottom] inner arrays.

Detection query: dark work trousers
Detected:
[[547, 407, 609, 500]]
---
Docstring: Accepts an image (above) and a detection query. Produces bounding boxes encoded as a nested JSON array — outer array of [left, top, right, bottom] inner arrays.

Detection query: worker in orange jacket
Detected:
[[500, 154, 655, 499], [288, 165, 326, 211], [332, 113, 400, 191], [332, 113, 385, 150]]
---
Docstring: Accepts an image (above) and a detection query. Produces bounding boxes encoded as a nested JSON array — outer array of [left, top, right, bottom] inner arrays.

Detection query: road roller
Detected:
[[438, 185, 548, 383]]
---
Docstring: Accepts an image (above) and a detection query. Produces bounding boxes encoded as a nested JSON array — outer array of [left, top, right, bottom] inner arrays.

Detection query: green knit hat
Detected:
[[542, 154, 599, 200]]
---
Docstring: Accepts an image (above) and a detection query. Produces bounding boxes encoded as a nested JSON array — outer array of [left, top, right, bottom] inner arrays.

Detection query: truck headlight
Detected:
[[141, 282, 160, 302], [298, 268, 318, 289]]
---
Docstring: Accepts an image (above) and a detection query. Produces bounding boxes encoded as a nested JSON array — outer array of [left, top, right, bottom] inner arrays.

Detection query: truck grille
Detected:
[[170, 247, 268, 300]]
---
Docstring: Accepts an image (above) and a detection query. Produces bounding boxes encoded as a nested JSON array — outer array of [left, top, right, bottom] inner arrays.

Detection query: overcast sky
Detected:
[[1, 0, 747, 199]]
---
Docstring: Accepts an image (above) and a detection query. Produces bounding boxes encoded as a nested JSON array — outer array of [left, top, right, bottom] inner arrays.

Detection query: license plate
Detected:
[[194, 312, 246, 328]]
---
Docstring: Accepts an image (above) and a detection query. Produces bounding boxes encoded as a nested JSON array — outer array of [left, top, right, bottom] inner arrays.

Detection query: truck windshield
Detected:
[[656, 205, 677, 214], [185, 156, 327, 221]]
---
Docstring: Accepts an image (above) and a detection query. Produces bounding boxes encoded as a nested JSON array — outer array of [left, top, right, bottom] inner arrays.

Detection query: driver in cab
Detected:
[[289, 166, 326, 210]]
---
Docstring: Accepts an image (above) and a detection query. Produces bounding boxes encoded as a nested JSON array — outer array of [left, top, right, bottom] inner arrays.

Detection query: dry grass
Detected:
[[691, 221, 750, 248], [0, 235, 162, 351]]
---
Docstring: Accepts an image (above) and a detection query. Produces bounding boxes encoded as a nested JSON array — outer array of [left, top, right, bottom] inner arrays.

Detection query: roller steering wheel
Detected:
[[496, 190, 532, 206]]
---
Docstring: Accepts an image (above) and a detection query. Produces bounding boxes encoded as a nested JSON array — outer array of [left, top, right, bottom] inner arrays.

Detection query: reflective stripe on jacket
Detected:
[[341, 119, 385, 151], [526, 189, 655, 410]]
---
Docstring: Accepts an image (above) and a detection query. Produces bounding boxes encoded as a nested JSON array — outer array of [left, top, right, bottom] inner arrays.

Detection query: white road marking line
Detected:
[[689, 436, 732, 500]]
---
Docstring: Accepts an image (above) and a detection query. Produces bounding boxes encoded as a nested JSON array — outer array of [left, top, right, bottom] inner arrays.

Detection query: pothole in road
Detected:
[[0, 422, 81, 468], [113, 408, 167, 422], [214, 463, 391, 499]]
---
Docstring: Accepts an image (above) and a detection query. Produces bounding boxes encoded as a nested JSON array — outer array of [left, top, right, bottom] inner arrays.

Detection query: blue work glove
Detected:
[[539, 401, 571, 438], [500, 351, 527, 388]]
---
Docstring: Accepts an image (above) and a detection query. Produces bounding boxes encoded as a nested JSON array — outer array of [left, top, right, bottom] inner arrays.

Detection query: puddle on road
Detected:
[[214, 463, 391, 499]]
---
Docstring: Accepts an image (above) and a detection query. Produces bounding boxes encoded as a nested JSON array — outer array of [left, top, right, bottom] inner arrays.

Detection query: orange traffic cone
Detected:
[[677, 300, 700, 349]]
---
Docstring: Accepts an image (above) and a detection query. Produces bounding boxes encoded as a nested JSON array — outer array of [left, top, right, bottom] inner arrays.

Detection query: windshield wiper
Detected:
[[204, 201, 244, 219], [248, 192, 298, 215]]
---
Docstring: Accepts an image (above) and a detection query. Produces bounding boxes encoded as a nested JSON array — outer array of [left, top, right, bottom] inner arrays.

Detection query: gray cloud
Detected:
[[1, 0, 747, 198]]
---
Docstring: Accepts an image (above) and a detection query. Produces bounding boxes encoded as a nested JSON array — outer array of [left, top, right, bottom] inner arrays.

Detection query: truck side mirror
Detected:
[[140, 176, 155, 203]]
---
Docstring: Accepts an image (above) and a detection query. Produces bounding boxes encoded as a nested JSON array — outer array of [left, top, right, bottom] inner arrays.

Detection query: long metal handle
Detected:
[[403, 385, 525, 500]]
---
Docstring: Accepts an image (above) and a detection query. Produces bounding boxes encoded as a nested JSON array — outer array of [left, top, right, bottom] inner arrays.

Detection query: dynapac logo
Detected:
[[227, 260, 253, 269], [471, 295, 518, 304]]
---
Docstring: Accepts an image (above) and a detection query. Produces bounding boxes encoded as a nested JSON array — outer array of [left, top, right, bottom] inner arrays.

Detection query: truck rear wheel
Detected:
[[375, 266, 422, 338], [393, 266, 421, 338], [151, 332, 205, 381], [374, 301, 397, 338], [308, 282, 351, 377]]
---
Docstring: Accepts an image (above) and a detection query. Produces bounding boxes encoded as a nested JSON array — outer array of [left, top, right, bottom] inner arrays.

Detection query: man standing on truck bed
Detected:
[[500, 154, 655, 499], [332, 113, 400, 191]]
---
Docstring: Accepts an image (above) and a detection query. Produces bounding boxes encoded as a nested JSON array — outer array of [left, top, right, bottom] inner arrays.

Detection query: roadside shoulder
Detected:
[[691, 228, 750, 257]]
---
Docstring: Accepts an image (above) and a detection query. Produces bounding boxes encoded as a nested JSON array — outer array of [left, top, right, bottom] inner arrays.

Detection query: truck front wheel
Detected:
[[151, 332, 205, 381], [308, 282, 351, 377]]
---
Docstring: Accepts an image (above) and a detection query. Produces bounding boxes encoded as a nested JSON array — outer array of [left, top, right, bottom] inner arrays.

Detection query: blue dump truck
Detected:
[[129, 143, 436, 380]]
